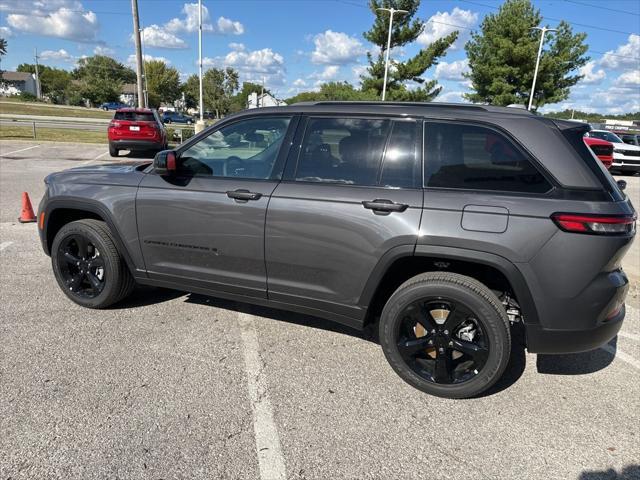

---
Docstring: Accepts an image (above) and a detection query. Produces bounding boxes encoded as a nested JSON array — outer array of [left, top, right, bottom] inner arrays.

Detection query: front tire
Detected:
[[51, 219, 135, 309], [379, 272, 511, 399]]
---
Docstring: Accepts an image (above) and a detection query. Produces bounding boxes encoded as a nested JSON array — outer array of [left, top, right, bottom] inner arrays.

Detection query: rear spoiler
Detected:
[[551, 118, 591, 132]]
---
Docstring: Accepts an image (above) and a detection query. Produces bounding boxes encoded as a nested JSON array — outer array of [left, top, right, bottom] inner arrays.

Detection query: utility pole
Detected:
[[195, 0, 205, 132], [131, 0, 145, 108], [140, 24, 149, 108], [528, 26, 556, 111], [260, 76, 265, 107], [34, 48, 41, 99], [377, 7, 407, 101]]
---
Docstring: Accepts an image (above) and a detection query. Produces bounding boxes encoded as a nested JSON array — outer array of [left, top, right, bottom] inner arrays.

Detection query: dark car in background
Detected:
[[100, 102, 128, 111], [161, 111, 194, 125], [107, 108, 167, 157], [38, 102, 636, 399], [619, 133, 640, 146]]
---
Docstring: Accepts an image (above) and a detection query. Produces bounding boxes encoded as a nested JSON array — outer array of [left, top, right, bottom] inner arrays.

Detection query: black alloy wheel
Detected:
[[396, 299, 489, 385], [56, 234, 106, 299]]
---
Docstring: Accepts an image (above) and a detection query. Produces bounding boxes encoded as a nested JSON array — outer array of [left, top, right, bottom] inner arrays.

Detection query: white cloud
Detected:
[[599, 34, 640, 72], [311, 30, 365, 65], [127, 54, 171, 66], [204, 46, 286, 87], [94, 45, 115, 56], [578, 60, 606, 85], [217, 16, 244, 35], [435, 59, 469, 81], [418, 7, 478, 50], [0, 26, 12, 37], [316, 65, 339, 80], [7, 5, 98, 41], [352, 64, 368, 79], [165, 3, 243, 35], [40, 48, 75, 62], [293, 78, 307, 87], [614, 70, 640, 88], [437, 90, 469, 103], [229, 42, 245, 51], [139, 24, 187, 49]]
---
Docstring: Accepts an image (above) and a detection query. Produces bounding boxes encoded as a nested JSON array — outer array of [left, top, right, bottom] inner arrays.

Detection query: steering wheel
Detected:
[[224, 156, 246, 176]]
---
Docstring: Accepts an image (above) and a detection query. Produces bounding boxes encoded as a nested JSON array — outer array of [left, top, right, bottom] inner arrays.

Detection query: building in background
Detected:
[[119, 83, 138, 106], [0, 71, 37, 96], [248, 91, 287, 109]]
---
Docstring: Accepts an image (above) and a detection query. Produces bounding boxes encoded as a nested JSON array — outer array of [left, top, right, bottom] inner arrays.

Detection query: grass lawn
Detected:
[[0, 125, 107, 143], [0, 101, 113, 119]]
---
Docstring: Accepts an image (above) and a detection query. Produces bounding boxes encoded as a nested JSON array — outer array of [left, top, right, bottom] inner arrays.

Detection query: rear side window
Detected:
[[296, 118, 390, 186], [424, 122, 551, 194], [115, 111, 155, 122]]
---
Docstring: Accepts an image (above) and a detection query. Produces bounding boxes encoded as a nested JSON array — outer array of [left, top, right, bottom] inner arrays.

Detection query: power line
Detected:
[[457, 0, 639, 36], [563, 0, 640, 17]]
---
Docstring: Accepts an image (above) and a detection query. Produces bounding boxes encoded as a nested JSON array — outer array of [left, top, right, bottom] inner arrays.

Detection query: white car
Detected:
[[586, 130, 640, 173]]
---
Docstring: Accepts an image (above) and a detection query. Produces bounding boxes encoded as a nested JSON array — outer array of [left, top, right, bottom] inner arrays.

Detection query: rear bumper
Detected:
[[109, 139, 163, 151], [525, 270, 629, 354]]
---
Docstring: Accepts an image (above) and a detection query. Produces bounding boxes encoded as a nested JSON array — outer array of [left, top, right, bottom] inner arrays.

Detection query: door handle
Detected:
[[226, 189, 263, 201], [362, 199, 409, 212]]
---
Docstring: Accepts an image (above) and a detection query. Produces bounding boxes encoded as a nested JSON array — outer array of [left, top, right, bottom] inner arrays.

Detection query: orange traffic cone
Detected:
[[18, 192, 37, 223]]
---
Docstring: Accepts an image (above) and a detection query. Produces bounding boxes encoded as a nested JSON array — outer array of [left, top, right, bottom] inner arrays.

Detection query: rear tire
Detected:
[[109, 144, 118, 157], [379, 272, 511, 399], [51, 219, 135, 309]]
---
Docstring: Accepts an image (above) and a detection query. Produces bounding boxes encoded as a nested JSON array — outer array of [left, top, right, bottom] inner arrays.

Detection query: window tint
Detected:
[[296, 118, 390, 185], [115, 111, 155, 122], [424, 122, 551, 193], [179, 117, 291, 178], [380, 121, 419, 188]]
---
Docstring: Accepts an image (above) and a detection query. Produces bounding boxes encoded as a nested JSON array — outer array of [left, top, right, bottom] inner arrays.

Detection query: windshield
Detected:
[[590, 131, 622, 143]]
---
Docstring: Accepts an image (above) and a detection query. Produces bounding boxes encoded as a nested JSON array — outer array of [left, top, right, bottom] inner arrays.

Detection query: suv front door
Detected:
[[137, 115, 296, 298], [265, 116, 423, 324]]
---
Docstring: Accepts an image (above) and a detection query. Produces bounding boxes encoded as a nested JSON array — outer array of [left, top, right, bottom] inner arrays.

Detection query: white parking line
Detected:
[[618, 332, 640, 342], [0, 144, 40, 157], [80, 150, 109, 165], [0, 241, 14, 251], [237, 312, 287, 480], [599, 344, 640, 371]]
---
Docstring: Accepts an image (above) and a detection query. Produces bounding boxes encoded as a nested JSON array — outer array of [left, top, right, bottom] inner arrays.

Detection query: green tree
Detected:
[[17, 64, 72, 104], [72, 55, 136, 105], [361, 0, 458, 101], [286, 81, 378, 104], [464, 0, 588, 109], [144, 60, 181, 108], [183, 68, 239, 117]]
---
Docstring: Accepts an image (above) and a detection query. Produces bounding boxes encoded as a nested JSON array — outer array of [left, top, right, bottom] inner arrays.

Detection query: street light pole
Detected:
[[528, 26, 556, 111], [377, 7, 407, 101], [198, 0, 204, 121], [131, 0, 145, 108]]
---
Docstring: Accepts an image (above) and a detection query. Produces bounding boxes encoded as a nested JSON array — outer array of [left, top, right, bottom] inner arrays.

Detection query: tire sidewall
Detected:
[[51, 223, 120, 308], [380, 278, 509, 398]]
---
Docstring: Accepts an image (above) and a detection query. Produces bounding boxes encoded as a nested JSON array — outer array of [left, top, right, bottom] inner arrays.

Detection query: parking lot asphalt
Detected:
[[1, 140, 639, 480]]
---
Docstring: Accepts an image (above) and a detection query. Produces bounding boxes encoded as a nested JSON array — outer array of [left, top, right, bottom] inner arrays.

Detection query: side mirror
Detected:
[[617, 179, 627, 191], [153, 150, 177, 176]]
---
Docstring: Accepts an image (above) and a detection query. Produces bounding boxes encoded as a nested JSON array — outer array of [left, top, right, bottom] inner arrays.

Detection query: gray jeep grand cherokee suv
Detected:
[[38, 102, 636, 398]]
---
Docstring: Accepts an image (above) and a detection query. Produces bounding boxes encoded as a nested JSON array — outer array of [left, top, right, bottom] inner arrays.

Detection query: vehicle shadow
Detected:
[[579, 465, 640, 480], [536, 336, 616, 375], [184, 293, 374, 342], [108, 286, 185, 309]]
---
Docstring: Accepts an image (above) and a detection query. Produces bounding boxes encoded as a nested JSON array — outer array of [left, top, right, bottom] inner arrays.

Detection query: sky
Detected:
[[0, 0, 638, 113]]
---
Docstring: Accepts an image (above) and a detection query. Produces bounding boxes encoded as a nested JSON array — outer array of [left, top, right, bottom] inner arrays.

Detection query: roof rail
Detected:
[[290, 100, 535, 115]]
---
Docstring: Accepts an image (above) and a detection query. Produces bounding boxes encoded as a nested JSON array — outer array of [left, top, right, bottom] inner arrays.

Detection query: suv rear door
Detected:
[[136, 114, 296, 298], [265, 116, 423, 323]]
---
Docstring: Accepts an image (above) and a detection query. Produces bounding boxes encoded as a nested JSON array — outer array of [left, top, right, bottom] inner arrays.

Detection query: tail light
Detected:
[[552, 213, 636, 235], [109, 121, 122, 129]]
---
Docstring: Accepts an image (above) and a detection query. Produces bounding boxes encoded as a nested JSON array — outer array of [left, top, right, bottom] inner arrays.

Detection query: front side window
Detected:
[[424, 122, 551, 193], [295, 118, 390, 186], [179, 116, 291, 178]]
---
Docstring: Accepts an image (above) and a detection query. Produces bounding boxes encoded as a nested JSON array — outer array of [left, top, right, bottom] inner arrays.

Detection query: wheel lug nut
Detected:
[[428, 340, 433, 345], [444, 330, 449, 335], [448, 341, 453, 346]]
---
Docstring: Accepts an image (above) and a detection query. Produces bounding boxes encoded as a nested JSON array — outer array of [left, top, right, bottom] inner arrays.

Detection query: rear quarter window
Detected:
[[424, 122, 551, 194]]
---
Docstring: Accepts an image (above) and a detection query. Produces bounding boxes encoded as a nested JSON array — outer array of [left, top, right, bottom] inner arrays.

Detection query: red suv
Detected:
[[108, 108, 167, 157]]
